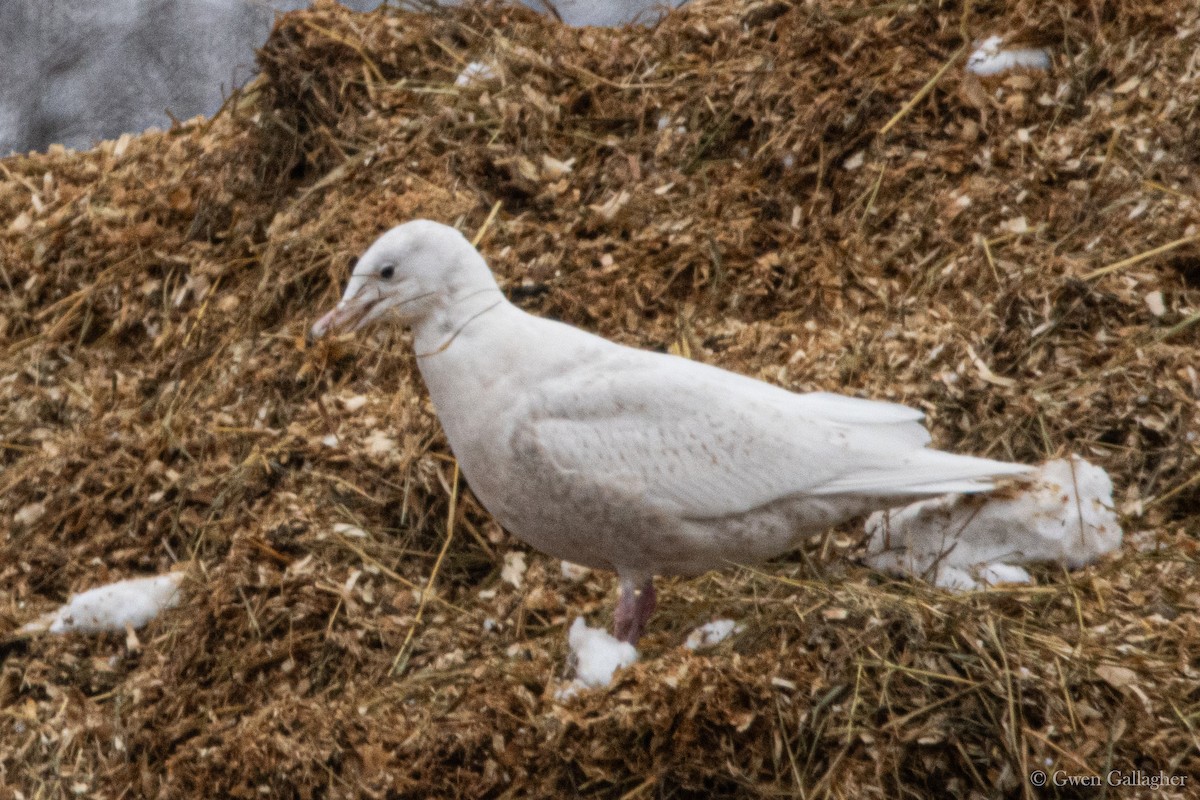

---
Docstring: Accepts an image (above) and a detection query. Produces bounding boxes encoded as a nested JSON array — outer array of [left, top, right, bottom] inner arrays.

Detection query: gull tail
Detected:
[[817, 448, 1035, 497]]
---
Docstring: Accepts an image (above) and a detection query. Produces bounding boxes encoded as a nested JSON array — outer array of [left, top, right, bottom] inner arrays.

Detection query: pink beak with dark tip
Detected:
[[310, 293, 377, 340]]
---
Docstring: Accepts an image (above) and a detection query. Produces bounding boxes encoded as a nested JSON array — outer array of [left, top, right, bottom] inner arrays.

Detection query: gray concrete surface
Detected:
[[0, 0, 685, 155]]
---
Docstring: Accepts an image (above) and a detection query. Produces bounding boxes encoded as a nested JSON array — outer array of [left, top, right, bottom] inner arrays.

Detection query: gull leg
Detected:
[[633, 579, 657, 635], [613, 575, 656, 644]]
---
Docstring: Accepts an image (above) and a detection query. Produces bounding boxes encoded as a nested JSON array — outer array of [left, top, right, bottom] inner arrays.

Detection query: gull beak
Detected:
[[310, 290, 379, 341]]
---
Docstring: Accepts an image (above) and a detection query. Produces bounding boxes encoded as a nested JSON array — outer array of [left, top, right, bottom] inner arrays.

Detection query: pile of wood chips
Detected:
[[1, 0, 1197, 796]]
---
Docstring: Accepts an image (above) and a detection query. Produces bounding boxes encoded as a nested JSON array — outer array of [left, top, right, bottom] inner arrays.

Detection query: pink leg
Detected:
[[613, 576, 656, 644]]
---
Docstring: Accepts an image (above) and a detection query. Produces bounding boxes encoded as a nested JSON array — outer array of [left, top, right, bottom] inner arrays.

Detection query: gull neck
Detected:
[[413, 287, 506, 358]]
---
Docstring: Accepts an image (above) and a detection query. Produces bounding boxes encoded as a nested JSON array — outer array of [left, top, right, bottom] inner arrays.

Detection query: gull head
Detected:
[[310, 219, 496, 339]]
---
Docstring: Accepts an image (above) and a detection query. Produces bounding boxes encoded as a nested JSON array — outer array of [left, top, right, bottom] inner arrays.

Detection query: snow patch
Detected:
[[865, 456, 1121, 590], [23, 572, 185, 635], [14, 501, 46, 527], [363, 430, 397, 457], [341, 394, 368, 412], [455, 61, 497, 88], [684, 619, 744, 650], [332, 522, 368, 539], [967, 36, 1051, 77], [559, 560, 591, 582], [560, 617, 638, 693], [501, 551, 527, 588]]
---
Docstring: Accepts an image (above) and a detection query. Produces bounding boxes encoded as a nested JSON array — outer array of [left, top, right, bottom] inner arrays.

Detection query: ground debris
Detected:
[[1, 0, 1197, 796]]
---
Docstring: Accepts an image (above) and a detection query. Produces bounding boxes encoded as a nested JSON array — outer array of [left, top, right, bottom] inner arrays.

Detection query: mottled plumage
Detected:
[[312, 220, 1032, 642]]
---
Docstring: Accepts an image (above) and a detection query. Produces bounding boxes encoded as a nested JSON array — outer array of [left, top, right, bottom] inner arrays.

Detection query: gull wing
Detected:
[[516, 352, 1028, 521]]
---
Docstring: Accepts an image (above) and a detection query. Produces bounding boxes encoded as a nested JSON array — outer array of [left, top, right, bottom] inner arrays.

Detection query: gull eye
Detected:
[[379, 265, 395, 280]]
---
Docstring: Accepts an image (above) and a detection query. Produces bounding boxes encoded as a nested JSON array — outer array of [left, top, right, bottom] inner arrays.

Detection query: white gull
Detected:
[[311, 220, 1033, 643]]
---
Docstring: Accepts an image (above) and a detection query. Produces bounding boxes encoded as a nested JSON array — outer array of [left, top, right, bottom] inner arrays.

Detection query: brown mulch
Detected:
[[1, 0, 1197, 797]]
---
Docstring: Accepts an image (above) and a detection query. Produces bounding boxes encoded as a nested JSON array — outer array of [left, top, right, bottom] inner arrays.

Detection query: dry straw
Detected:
[[1, 0, 1197, 797]]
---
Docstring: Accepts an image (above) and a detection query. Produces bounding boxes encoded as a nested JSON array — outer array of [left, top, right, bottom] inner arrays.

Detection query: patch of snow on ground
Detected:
[[14, 502, 46, 527], [23, 572, 185, 634], [454, 61, 497, 87], [967, 35, 1051, 76], [559, 560, 591, 581], [865, 456, 1121, 590], [501, 551, 527, 588], [561, 617, 638, 693], [684, 619, 744, 650]]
